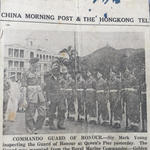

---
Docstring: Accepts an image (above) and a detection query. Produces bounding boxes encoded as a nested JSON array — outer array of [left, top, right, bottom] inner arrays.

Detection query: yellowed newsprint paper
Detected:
[[0, 0, 150, 150]]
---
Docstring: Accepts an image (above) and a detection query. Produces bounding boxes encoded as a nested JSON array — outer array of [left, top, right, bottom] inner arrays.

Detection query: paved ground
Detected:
[[4, 112, 125, 135]]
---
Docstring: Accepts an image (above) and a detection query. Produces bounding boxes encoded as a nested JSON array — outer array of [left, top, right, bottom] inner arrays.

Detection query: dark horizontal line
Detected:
[[0, 19, 150, 27]]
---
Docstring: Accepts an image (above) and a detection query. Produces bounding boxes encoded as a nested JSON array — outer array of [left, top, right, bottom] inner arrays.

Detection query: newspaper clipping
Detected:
[[0, 0, 150, 150]]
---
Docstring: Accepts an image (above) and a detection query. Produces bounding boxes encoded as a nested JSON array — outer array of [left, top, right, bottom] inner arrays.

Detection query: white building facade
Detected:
[[4, 43, 54, 80]]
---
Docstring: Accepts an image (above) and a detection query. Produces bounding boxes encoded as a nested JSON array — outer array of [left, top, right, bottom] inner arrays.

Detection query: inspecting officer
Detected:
[[22, 57, 46, 134]]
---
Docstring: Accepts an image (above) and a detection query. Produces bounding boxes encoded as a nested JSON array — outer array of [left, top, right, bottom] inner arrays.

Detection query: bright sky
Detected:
[[4, 30, 144, 57]]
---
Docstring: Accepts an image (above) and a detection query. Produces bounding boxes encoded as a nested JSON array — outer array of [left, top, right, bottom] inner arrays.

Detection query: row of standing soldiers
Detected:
[[20, 58, 146, 133], [44, 67, 147, 132]]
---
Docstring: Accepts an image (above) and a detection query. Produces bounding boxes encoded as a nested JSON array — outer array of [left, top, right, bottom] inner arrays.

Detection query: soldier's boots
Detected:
[[45, 118, 49, 126], [127, 124, 139, 132], [57, 119, 65, 130], [35, 116, 45, 130], [113, 122, 121, 129], [32, 128, 39, 134], [49, 120, 57, 130], [101, 121, 110, 126], [49, 123, 57, 130]]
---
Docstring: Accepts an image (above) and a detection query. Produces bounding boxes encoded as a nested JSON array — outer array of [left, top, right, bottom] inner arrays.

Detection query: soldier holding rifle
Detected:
[[77, 72, 86, 121], [96, 72, 109, 126], [109, 71, 122, 128], [85, 71, 97, 123], [65, 74, 76, 120], [122, 69, 140, 131]]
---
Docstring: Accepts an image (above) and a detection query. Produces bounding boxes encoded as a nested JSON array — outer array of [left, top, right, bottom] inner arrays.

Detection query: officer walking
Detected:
[[22, 57, 46, 134], [44, 61, 66, 130]]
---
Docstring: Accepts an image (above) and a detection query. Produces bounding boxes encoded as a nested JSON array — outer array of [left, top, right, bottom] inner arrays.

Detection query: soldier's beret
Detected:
[[29, 57, 39, 64]]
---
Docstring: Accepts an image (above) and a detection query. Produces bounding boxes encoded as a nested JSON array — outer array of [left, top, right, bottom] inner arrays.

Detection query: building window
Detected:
[[8, 48, 13, 57], [8, 60, 13, 68], [49, 55, 51, 59], [14, 49, 19, 57], [43, 55, 45, 60], [14, 61, 19, 68], [37, 54, 39, 58], [46, 55, 48, 60], [20, 50, 24, 58], [20, 61, 24, 68], [40, 54, 42, 60], [30, 52, 34, 58]]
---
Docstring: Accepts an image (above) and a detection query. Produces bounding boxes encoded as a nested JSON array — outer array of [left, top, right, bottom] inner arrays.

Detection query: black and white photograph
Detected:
[[3, 30, 147, 135]]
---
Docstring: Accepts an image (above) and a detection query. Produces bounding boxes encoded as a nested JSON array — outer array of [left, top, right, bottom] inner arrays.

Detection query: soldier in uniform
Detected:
[[22, 57, 46, 134], [44, 62, 66, 130], [122, 70, 140, 131], [109, 71, 122, 128], [66, 74, 76, 120], [85, 71, 97, 123], [77, 73, 86, 121], [96, 72, 109, 125]]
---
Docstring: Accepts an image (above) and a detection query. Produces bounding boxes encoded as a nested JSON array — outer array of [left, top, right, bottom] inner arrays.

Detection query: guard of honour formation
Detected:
[[3, 57, 147, 134]]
